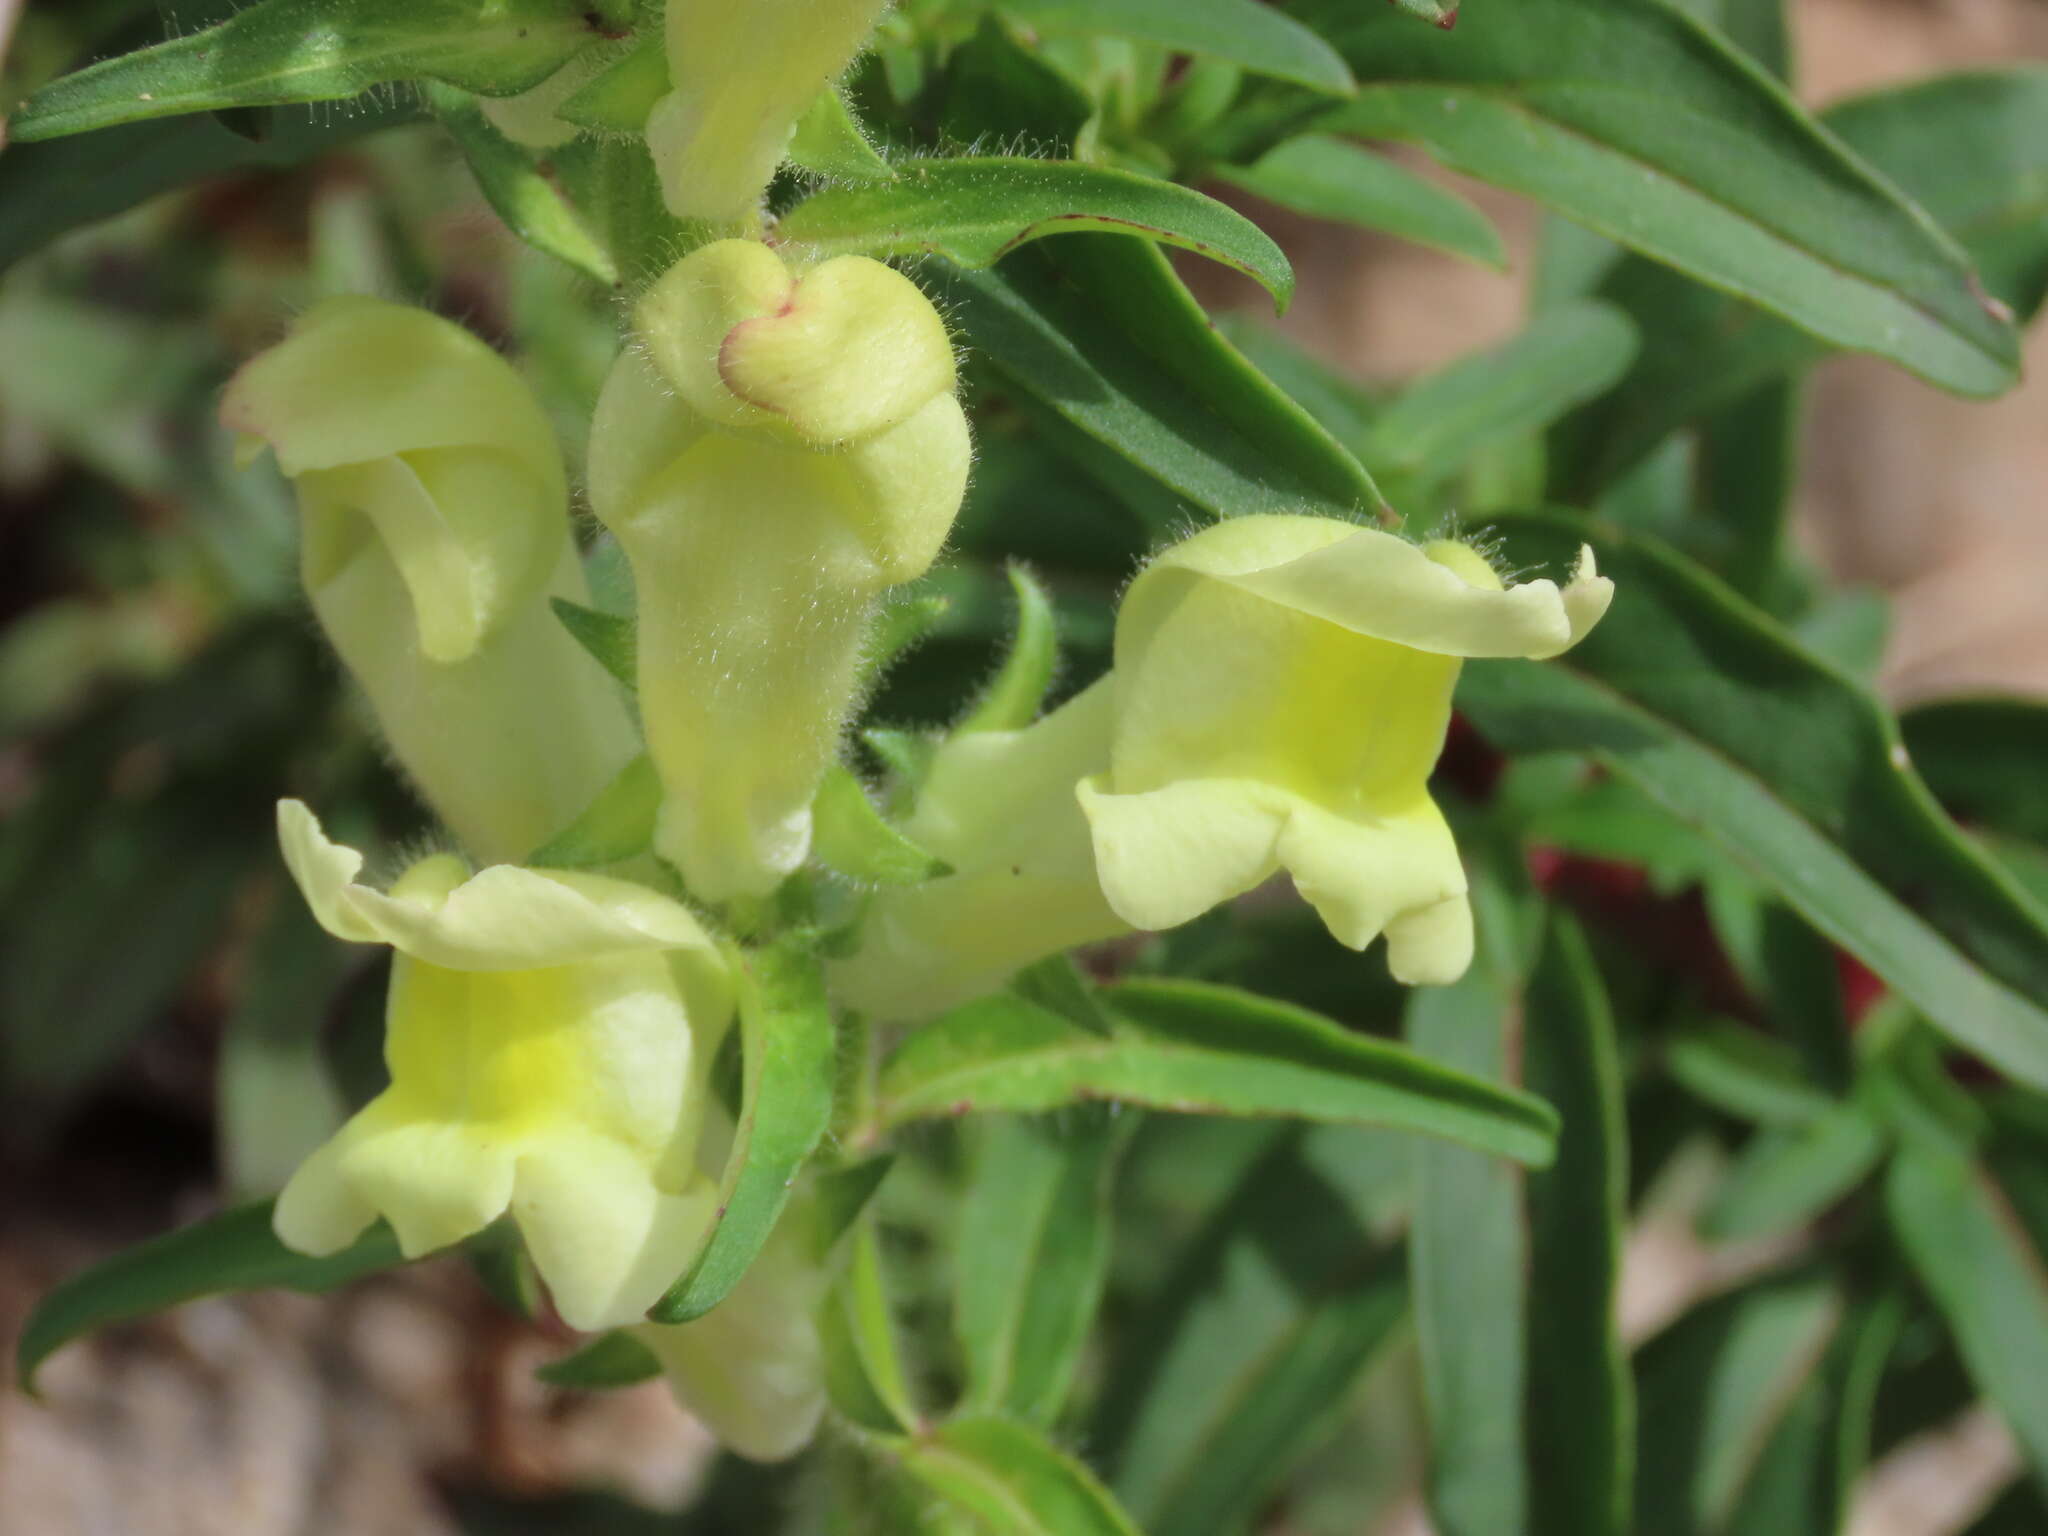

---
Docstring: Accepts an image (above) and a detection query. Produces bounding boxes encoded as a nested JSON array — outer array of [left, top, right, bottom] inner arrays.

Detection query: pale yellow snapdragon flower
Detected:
[[1079, 516, 1613, 985], [223, 298, 638, 865], [270, 801, 734, 1333], [589, 238, 968, 902]]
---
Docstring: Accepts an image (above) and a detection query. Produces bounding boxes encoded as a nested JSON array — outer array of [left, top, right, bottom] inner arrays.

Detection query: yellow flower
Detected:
[[833, 680, 1127, 1019], [222, 298, 637, 865], [633, 1197, 827, 1462], [646, 0, 889, 222], [1078, 516, 1613, 985], [589, 239, 969, 902], [271, 801, 734, 1332]]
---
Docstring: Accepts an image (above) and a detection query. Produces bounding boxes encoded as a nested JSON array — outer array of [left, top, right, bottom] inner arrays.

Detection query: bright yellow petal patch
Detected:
[[1081, 515, 1612, 982], [270, 808, 736, 1330]]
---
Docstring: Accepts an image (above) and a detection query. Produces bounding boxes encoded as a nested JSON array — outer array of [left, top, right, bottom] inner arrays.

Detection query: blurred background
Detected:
[[2, 0, 2046, 1531]]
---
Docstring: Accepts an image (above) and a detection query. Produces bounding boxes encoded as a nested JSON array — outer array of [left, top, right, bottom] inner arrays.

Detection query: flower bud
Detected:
[[589, 240, 969, 901], [832, 680, 1126, 1019], [223, 298, 638, 864], [646, 0, 890, 223], [1079, 517, 1613, 986], [271, 802, 735, 1331]]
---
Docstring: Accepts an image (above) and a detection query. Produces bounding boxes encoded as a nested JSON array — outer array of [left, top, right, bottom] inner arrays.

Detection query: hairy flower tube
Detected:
[[634, 1198, 828, 1462], [270, 801, 735, 1332], [833, 680, 1128, 1019], [589, 238, 969, 902], [1078, 517, 1614, 985], [646, 0, 890, 222], [222, 297, 638, 865]]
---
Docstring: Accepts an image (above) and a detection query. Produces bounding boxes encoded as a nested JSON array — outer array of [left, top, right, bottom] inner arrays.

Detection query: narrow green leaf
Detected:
[[1634, 1273, 1841, 1536], [535, 1329, 664, 1389], [812, 765, 952, 886], [956, 1110, 1126, 1425], [788, 87, 895, 181], [1000, 0, 1354, 94], [938, 234, 1384, 527], [1095, 1130, 1409, 1535], [1700, 1107, 1888, 1242], [1297, 0, 2018, 398], [550, 597, 636, 690], [527, 753, 659, 869], [11, 0, 601, 141], [557, 30, 667, 134], [1823, 68, 2048, 323], [652, 937, 837, 1323], [18, 1202, 403, 1393], [821, 1221, 920, 1434], [901, 1414, 1143, 1535], [1887, 1142, 2048, 1485], [1463, 513, 2048, 1090], [779, 158, 1294, 308], [1361, 300, 1637, 495], [429, 84, 617, 283], [1214, 134, 1504, 269], [1665, 1022, 1840, 1128], [879, 979, 1559, 1165], [1557, 66, 2048, 496], [1903, 698, 2048, 847], [1525, 914, 1633, 1536], [1407, 969, 1529, 1536], [956, 564, 1059, 736]]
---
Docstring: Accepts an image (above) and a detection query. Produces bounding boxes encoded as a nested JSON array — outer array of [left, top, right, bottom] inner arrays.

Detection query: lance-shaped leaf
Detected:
[[820, 1220, 920, 1434], [778, 158, 1294, 308], [10, 0, 605, 141], [1293, 0, 2018, 398], [1633, 1272, 1842, 1536], [1359, 300, 1637, 500], [937, 235, 1383, 529], [878, 979, 1558, 1165], [651, 938, 836, 1323], [1094, 1128, 1409, 1535], [1700, 1107, 1887, 1243], [1555, 66, 2048, 495], [18, 1203, 404, 1393], [812, 766, 953, 886], [1887, 1139, 2048, 1485], [0, 96, 418, 277], [955, 1109, 1126, 1425], [956, 564, 1060, 736], [1462, 513, 2048, 1090], [898, 1414, 1144, 1535], [1214, 134, 1505, 270], [1407, 966, 1529, 1536], [1525, 915, 1633, 1536], [999, 0, 1354, 94], [429, 84, 618, 284]]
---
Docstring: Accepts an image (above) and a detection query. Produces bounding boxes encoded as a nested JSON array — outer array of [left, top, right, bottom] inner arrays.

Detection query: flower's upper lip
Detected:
[[277, 798, 723, 974]]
